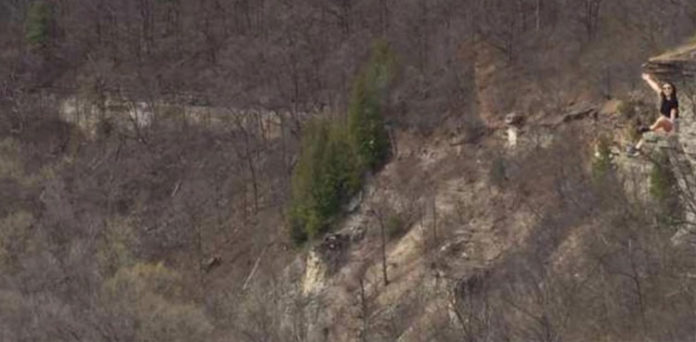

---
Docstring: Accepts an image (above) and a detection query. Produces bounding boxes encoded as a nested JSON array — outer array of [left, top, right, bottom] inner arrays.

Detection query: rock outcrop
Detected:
[[643, 43, 696, 245], [58, 94, 291, 139]]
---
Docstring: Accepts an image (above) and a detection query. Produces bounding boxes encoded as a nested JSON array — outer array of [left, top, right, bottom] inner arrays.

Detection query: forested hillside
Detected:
[[2, 1, 696, 341], [3, 0, 694, 125]]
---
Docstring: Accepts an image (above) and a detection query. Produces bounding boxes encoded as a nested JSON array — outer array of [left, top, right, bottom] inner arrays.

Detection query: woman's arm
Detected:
[[671, 108, 678, 121], [642, 73, 662, 94]]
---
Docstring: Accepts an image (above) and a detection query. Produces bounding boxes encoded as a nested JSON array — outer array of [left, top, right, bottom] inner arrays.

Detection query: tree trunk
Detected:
[[378, 215, 389, 286]]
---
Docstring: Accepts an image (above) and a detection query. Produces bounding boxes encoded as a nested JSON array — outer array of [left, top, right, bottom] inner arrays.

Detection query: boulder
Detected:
[[316, 233, 351, 274], [348, 224, 367, 242], [343, 191, 363, 213]]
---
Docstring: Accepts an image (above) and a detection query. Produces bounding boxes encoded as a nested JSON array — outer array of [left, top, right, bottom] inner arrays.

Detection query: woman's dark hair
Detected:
[[662, 82, 677, 98]]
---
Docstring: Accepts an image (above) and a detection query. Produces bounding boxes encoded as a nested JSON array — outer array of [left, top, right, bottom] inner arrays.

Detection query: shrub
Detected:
[[489, 154, 508, 187], [289, 119, 361, 244], [592, 134, 613, 183], [348, 40, 396, 170], [386, 214, 406, 239], [289, 41, 397, 245], [689, 30, 696, 43], [649, 152, 683, 226], [25, 1, 53, 48]]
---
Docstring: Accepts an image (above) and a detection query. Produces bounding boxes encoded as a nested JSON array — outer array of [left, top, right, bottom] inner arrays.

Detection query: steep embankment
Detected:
[[293, 104, 610, 341], [291, 43, 696, 342], [297, 130, 540, 341]]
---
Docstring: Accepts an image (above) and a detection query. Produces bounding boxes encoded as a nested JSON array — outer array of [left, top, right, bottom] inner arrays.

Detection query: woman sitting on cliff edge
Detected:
[[627, 73, 679, 156]]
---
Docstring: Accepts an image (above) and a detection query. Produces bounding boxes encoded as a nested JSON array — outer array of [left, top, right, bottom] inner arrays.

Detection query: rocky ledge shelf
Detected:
[[643, 42, 696, 245]]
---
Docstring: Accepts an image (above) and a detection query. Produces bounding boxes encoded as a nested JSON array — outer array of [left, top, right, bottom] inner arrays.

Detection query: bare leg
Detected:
[[635, 116, 673, 151], [651, 116, 673, 133], [635, 137, 645, 150], [649, 118, 661, 131]]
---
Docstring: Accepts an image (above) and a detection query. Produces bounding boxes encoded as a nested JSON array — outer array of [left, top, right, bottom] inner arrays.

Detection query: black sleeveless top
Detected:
[[660, 93, 679, 118]]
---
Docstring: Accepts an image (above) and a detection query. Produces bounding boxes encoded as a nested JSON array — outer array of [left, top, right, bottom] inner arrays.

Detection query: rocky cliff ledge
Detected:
[[643, 43, 696, 244]]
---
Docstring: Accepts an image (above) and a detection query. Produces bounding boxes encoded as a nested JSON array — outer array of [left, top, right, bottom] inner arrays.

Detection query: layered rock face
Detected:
[[643, 43, 696, 244], [58, 94, 288, 139]]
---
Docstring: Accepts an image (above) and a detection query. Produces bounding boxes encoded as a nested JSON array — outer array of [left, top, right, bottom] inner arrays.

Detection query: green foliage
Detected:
[[289, 119, 361, 244], [25, 1, 53, 47], [386, 214, 406, 239], [289, 41, 397, 245], [649, 152, 683, 226], [489, 155, 508, 187], [592, 134, 614, 183], [348, 40, 396, 170], [650, 153, 673, 201]]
